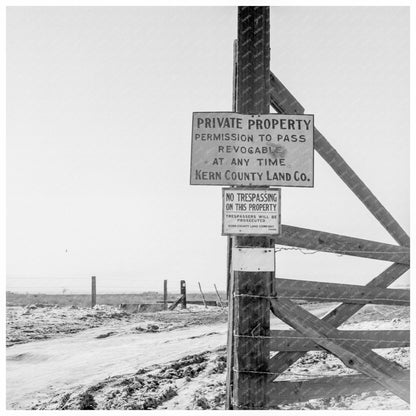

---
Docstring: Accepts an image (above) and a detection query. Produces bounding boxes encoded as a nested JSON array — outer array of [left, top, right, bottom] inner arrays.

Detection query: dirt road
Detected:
[[6, 320, 228, 409]]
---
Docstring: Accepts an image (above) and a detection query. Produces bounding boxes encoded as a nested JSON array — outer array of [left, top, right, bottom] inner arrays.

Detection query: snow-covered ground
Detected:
[[6, 303, 409, 410]]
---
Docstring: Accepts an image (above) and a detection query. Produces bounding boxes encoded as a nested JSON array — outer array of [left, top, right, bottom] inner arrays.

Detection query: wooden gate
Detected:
[[227, 7, 410, 409], [266, 73, 410, 406]]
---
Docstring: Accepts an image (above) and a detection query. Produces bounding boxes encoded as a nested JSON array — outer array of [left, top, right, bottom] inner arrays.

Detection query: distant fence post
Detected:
[[163, 279, 168, 310], [214, 284, 224, 308], [91, 276, 96, 308], [198, 282, 207, 308], [180, 280, 187, 309]]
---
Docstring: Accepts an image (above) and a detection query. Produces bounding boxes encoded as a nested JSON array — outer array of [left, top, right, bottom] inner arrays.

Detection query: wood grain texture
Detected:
[[270, 329, 410, 351], [275, 225, 409, 265], [234, 270, 272, 409], [230, 6, 273, 410], [270, 263, 409, 376], [270, 298, 410, 402], [268, 371, 410, 405], [275, 278, 410, 305]]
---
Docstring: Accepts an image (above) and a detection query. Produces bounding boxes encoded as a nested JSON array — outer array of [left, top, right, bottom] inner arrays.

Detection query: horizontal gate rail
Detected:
[[275, 278, 410, 305], [269, 263, 409, 376], [270, 329, 410, 351], [270, 298, 410, 402], [275, 225, 410, 265], [268, 371, 410, 406], [270, 72, 410, 247]]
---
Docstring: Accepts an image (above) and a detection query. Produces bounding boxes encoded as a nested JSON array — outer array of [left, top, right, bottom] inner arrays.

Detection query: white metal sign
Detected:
[[190, 112, 314, 187], [222, 188, 281, 236], [232, 248, 275, 272]]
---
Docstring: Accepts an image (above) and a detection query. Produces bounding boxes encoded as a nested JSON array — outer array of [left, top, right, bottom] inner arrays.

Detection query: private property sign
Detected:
[[222, 188, 281, 236], [190, 112, 314, 187]]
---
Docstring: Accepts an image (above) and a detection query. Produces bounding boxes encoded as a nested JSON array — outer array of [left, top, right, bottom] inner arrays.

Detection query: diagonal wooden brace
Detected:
[[270, 297, 410, 403], [270, 72, 410, 247]]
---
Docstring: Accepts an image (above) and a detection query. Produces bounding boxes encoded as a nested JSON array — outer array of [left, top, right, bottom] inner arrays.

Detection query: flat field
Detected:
[[6, 291, 223, 308], [6, 294, 410, 410]]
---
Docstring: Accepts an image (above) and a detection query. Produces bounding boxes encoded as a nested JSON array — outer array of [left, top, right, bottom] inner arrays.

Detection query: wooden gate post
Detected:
[[227, 6, 273, 410], [91, 276, 96, 308], [180, 280, 187, 309], [163, 279, 168, 310], [225, 38, 238, 411]]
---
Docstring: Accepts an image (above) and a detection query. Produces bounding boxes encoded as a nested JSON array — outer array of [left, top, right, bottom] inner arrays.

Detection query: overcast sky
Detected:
[[7, 6, 409, 294]]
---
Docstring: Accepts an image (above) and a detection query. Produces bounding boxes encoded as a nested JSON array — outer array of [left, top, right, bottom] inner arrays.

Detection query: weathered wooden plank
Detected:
[[225, 38, 238, 411], [275, 278, 410, 305], [275, 225, 409, 265], [270, 298, 410, 402], [270, 263, 409, 376], [268, 371, 410, 406], [270, 72, 410, 247], [270, 329, 410, 351]]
